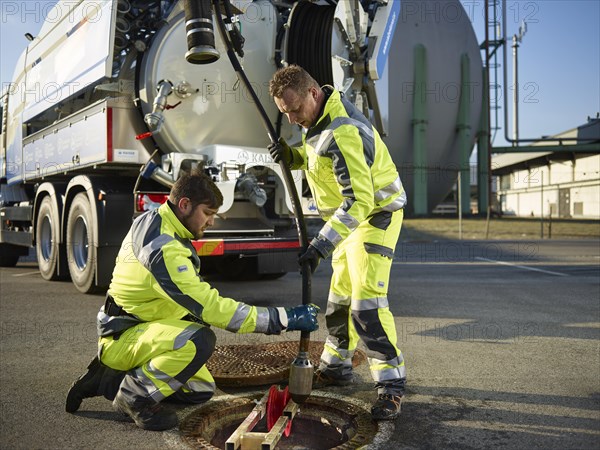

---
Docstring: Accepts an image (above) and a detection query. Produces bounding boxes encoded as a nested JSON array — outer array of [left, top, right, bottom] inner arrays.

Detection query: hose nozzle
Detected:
[[288, 351, 313, 404], [184, 0, 220, 64]]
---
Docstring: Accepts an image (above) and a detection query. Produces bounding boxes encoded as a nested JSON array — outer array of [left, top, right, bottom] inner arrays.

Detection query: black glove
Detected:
[[285, 304, 320, 332], [298, 244, 322, 274], [267, 137, 293, 167]]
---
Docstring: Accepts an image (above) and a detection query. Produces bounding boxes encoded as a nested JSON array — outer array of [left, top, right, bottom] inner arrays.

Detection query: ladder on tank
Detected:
[[481, 0, 505, 143]]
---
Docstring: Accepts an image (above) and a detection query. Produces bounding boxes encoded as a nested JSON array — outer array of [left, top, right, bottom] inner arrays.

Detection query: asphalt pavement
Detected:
[[1, 239, 599, 449]]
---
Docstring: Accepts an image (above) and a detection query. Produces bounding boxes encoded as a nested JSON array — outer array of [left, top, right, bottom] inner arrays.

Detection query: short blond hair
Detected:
[[269, 64, 320, 98]]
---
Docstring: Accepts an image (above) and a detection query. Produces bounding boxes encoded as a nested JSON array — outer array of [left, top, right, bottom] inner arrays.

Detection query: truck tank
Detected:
[[0, 0, 484, 292], [139, 0, 483, 213], [139, 0, 282, 153]]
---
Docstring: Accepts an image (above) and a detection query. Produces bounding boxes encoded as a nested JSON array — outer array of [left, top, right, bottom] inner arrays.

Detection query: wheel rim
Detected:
[[39, 216, 53, 262], [72, 215, 89, 270]]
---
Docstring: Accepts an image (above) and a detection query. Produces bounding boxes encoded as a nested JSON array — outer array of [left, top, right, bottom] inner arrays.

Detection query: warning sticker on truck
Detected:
[[113, 149, 139, 163]]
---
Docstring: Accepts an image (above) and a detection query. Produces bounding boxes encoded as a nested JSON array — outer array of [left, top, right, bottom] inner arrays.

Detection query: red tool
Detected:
[[266, 385, 293, 437]]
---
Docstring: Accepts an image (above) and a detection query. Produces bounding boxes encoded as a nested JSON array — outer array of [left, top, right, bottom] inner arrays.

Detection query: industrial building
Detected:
[[492, 118, 600, 218]]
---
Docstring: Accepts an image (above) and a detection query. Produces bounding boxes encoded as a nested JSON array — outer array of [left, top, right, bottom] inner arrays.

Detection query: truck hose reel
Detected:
[[184, 0, 220, 64], [286, 1, 336, 86]]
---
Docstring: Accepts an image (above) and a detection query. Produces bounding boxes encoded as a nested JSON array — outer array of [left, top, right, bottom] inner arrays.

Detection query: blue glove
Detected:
[[298, 244, 321, 274], [285, 304, 320, 332], [268, 138, 293, 166]]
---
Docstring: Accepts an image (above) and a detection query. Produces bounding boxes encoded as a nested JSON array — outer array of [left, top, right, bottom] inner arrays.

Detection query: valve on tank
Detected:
[[184, 0, 220, 64], [144, 80, 174, 135], [236, 173, 267, 208]]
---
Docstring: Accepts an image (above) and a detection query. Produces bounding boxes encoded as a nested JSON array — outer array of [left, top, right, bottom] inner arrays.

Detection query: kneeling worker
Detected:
[[65, 169, 319, 430]]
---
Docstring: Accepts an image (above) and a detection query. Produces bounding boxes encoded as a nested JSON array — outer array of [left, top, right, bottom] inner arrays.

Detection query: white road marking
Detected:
[[12, 271, 40, 277], [474, 257, 569, 276], [393, 261, 491, 265]]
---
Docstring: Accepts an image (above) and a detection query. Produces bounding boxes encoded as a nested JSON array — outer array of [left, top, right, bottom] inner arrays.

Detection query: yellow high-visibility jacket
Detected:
[[290, 88, 406, 257], [99, 202, 285, 336]]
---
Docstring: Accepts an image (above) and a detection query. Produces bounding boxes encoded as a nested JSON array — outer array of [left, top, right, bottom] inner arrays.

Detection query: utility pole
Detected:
[[512, 21, 527, 144], [540, 171, 544, 239]]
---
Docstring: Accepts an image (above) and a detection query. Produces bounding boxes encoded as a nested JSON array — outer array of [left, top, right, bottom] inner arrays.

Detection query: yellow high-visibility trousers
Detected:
[[320, 209, 406, 395], [99, 319, 216, 404]]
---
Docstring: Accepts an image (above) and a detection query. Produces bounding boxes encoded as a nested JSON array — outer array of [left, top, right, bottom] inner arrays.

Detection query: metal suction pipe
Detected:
[[139, 159, 175, 188], [236, 173, 267, 207], [212, 0, 313, 404]]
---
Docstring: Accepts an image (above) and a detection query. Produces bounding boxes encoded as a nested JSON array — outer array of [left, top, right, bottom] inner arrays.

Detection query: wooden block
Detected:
[[261, 416, 289, 450], [226, 392, 269, 450]]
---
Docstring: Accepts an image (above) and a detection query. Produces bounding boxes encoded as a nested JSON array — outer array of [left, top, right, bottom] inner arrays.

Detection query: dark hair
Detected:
[[170, 169, 223, 209], [269, 64, 320, 98]]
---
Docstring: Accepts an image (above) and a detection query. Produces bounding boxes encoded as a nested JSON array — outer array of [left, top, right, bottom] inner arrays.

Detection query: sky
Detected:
[[464, 0, 600, 146], [1, 0, 599, 148]]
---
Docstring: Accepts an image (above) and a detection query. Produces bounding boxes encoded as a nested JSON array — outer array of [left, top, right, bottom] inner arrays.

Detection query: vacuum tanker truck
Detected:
[[0, 0, 482, 293]]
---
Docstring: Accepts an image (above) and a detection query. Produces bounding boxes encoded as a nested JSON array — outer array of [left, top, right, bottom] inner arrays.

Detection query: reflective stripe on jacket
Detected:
[[103, 202, 283, 335], [290, 88, 406, 257]]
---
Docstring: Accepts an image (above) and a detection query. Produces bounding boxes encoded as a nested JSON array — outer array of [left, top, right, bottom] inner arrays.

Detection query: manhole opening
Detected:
[[180, 395, 378, 449]]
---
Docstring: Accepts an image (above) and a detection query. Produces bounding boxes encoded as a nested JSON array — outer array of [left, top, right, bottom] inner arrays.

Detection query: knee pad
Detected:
[[188, 326, 217, 359]]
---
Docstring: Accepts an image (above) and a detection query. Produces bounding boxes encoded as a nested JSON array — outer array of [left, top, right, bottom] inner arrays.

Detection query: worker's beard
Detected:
[[180, 211, 204, 240]]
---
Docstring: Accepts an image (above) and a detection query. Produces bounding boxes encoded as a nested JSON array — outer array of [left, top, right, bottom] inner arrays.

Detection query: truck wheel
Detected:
[[0, 244, 21, 267], [66, 193, 99, 294], [36, 196, 63, 280]]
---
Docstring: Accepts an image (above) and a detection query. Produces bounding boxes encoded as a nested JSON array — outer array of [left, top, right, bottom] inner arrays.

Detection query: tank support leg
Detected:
[[412, 44, 428, 216], [457, 53, 473, 215]]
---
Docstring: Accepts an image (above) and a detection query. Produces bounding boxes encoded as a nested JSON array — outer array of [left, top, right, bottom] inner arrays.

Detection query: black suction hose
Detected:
[[212, 0, 312, 323]]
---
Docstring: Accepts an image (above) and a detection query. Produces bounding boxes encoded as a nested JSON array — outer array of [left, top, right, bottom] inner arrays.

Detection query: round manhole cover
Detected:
[[180, 394, 378, 449], [207, 341, 366, 387]]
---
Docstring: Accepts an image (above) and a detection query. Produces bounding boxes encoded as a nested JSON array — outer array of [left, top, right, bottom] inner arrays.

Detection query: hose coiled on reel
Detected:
[[286, 1, 336, 86]]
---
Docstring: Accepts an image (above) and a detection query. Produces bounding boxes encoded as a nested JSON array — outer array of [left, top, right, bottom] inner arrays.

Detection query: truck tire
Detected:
[[66, 193, 99, 294], [36, 196, 63, 280], [0, 244, 21, 267]]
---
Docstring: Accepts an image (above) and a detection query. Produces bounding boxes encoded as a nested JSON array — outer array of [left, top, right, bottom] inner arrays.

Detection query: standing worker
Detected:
[[269, 65, 407, 420], [65, 169, 319, 430]]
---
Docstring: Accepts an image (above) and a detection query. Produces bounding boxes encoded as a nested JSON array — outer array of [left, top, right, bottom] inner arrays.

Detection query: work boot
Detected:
[[312, 369, 353, 389], [371, 393, 402, 420], [66, 356, 124, 413], [113, 391, 178, 431]]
